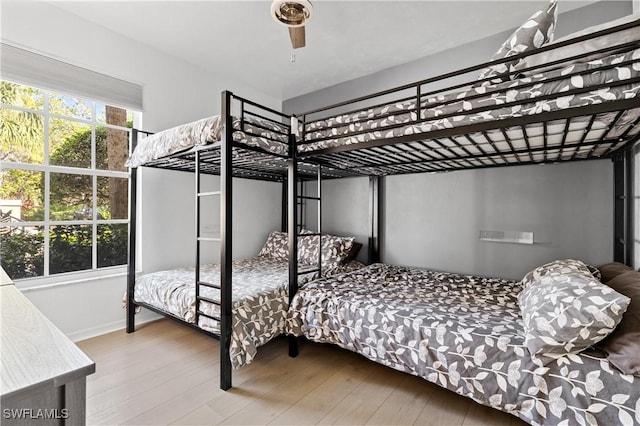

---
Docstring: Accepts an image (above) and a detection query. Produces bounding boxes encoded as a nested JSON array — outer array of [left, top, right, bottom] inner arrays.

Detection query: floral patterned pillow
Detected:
[[519, 259, 630, 366], [519, 258, 588, 292], [298, 232, 355, 269], [259, 230, 355, 269], [258, 231, 288, 260], [321, 235, 355, 269], [476, 0, 558, 85]]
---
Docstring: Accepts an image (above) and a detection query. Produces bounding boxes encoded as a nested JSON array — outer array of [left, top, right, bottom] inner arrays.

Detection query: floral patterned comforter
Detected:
[[298, 48, 640, 158], [133, 256, 363, 368], [125, 115, 289, 168], [286, 263, 640, 425]]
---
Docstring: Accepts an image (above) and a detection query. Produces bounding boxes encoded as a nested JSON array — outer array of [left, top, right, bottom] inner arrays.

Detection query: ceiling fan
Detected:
[[270, 0, 314, 50]]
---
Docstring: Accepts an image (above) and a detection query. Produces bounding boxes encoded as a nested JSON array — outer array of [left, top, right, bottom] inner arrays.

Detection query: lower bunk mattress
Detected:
[[286, 263, 640, 425], [134, 256, 363, 368]]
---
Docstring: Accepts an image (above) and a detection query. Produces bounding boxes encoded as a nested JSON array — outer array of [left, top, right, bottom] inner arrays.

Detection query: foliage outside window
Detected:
[[0, 80, 135, 279]]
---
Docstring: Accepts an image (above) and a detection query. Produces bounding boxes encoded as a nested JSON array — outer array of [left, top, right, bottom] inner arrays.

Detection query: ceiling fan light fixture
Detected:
[[271, 0, 313, 28]]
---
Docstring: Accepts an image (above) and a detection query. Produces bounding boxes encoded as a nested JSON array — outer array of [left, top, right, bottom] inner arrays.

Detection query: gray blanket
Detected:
[[286, 263, 640, 425]]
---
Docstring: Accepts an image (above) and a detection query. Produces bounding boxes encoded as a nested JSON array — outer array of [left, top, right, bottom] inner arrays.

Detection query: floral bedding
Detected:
[[286, 263, 640, 425], [133, 256, 363, 368], [125, 115, 289, 168], [299, 48, 640, 154]]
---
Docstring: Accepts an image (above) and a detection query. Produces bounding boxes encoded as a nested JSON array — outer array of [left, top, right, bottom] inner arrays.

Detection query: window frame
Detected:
[[1, 80, 138, 284]]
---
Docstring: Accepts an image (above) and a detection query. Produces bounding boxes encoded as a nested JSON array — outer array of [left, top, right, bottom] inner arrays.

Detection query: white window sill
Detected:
[[14, 266, 131, 292]]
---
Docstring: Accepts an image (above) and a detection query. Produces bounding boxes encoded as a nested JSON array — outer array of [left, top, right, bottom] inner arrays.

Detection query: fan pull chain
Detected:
[[291, 50, 296, 63]]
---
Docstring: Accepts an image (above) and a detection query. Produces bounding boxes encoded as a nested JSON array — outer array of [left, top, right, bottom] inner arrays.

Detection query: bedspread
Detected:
[[134, 257, 363, 368], [286, 263, 640, 425]]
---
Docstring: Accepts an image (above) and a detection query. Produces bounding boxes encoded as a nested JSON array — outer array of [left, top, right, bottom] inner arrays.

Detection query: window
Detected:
[[0, 80, 137, 280]]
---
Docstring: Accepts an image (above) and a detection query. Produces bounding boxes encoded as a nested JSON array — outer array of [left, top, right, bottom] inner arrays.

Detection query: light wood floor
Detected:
[[77, 319, 527, 426]]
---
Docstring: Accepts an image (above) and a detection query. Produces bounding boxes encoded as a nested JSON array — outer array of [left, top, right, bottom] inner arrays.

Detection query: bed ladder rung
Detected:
[[197, 295, 221, 306], [299, 232, 321, 237], [198, 237, 221, 242], [198, 191, 221, 197], [198, 280, 221, 289], [300, 268, 321, 275], [298, 195, 321, 201], [196, 311, 221, 322]]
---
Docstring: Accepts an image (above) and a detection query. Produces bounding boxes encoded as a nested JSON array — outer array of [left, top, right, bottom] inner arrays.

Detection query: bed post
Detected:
[[288, 116, 299, 358], [368, 175, 381, 264], [126, 130, 138, 333], [220, 90, 233, 390], [612, 148, 633, 265], [281, 178, 288, 232]]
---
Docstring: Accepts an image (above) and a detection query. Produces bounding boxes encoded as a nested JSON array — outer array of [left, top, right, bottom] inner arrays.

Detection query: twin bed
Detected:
[[287, 262, 640, 425], [126, 7, 640, 425]]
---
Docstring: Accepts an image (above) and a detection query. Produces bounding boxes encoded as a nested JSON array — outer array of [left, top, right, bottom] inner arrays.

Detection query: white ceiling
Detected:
[[48, 1, 596, 100]]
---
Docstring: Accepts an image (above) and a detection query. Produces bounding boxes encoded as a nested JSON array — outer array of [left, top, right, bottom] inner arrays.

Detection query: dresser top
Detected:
[[1, 275, 95, 399]]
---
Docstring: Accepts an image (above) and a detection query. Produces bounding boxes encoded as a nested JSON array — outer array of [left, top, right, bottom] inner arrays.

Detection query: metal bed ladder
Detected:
[[194, 149, 223, 327]]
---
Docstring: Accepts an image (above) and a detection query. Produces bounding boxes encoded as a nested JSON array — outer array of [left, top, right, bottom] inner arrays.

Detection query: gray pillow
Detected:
[[258, 230, 288, 260], [598, 261, 634, 283], [519, 259, 631, 366], [476, 0, 558, 85], [512, 14, 640, 78], [598, 270, 640, 376], [260, 230, 355, 269], [298, 232, 355, 269]]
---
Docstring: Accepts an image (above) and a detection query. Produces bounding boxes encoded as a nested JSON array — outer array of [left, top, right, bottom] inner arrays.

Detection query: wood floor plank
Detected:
[[462, 401, 517, 426], [366, 371, 436, 425], [170, 342, 338, 425], [315, 358, 407, 425], [216, 346, 345, 425], [79, 319, 527, 426], [91, 358, 218, 425], [413, 384, 472, 426], [87, 340, 215, 418], [86, 330, 215, 399], [271, 350, 375, 425], [79, 319, 188, 355], [132, 337, 286, 425]]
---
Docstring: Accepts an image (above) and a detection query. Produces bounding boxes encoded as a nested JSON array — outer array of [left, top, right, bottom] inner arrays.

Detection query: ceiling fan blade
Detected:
[[289, 26, 306, 49]]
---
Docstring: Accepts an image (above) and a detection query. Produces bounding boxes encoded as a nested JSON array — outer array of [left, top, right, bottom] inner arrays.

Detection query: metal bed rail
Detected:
[[298, 18, 640, 122], [292, 18, 640, 177]]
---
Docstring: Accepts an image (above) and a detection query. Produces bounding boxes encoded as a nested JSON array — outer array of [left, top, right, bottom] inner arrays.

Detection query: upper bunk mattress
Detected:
[[286, 263, 640, 425], [299, 47, 640, 159], [125, 115, 289, 168]]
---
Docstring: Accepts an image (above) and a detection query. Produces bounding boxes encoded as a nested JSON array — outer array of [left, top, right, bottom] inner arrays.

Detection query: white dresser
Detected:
[[1, 268, 95, 425]]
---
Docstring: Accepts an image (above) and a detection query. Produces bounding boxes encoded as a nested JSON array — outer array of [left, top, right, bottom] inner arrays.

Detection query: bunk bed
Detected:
[[123, 6, 640, 423], [282, 12, 640, 426], [125, 94, 367, 390]]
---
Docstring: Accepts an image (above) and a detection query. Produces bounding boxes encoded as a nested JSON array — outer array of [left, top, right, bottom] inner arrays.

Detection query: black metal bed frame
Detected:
[[127, 17, 639, 391]]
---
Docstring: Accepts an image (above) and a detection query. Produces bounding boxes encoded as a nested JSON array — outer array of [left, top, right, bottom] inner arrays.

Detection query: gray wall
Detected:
[[384, 161, 612, 279], [292, 1, 631, 279]]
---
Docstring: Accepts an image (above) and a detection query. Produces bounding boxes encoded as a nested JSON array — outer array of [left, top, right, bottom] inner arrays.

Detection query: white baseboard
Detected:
[[68, 311, 161, 342]]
